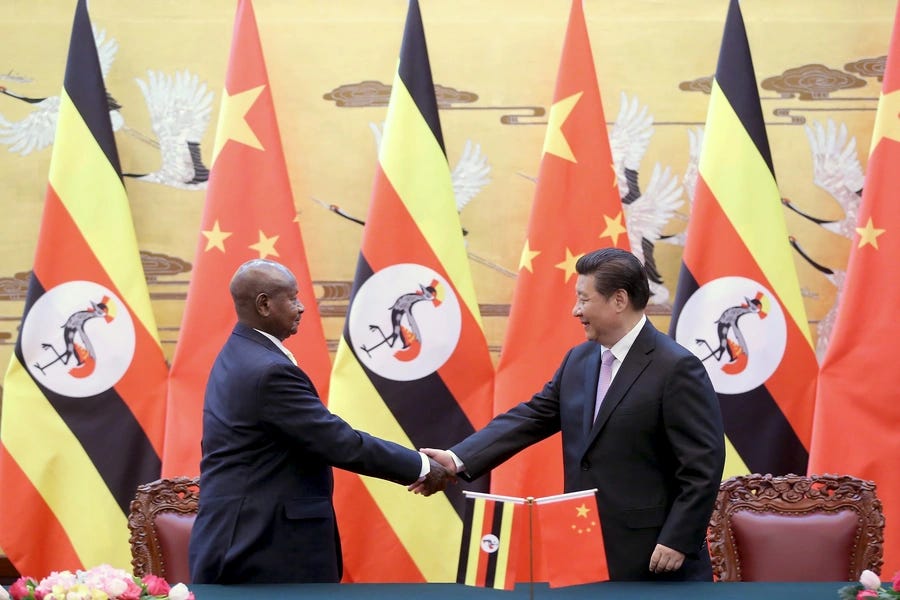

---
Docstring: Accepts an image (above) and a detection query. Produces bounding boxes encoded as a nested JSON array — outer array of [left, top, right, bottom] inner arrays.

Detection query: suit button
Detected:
[[581, 460, 590, 471]]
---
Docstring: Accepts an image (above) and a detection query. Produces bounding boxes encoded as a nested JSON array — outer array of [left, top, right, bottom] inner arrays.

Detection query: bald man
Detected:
[[189, 259, 453, 584]]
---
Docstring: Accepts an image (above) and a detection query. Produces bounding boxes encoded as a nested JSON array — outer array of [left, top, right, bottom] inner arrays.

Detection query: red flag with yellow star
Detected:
[[535, 490, 609, 587], [491, 0, 628, 499], [809, 0, 900, 574], [161, 0, 330, 477]]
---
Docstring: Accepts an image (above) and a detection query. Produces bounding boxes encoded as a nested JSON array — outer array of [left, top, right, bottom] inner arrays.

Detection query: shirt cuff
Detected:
[[447, 450, 465, 473], [418, 452, 430, 479]]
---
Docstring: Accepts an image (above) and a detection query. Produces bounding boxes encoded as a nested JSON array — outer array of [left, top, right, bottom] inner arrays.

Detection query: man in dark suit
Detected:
[[419, 248, 725, 581], [189, 259, 453, 584]]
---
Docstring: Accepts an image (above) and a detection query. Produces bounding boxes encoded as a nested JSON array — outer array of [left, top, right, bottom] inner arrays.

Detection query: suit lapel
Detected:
[[584, 321, 656, 447], [581, 343, 604, 436]]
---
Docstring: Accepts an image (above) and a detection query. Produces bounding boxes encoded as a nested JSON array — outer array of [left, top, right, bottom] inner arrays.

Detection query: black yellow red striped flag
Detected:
[[328, 0, 494, 582], [669, 0, 816, 478], [457, 492, 527, 590], [0, 0, 167, 575]]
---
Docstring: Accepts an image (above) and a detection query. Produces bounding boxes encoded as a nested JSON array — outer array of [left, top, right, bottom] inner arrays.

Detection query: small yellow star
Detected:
[[575, 503, 590, 518], [555, 247, 583, 283], [249, 230, 280, 259], [542, 91, 582, 162], [600, 211, 628, 247], [211, 84, 266, 166], [202, 220, 233, 253], [856, 217, 886, 249], [870, 89, 900, 153], [519, 239, 541, 273]]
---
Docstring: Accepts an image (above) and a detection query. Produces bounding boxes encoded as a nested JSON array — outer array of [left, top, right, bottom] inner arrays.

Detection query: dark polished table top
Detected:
[[190, 581, 848, 599]]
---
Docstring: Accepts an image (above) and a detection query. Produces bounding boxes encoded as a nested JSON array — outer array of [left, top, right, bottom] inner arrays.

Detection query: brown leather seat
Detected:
[[127, 476, 199, 583], [707, 473, 884, 582]]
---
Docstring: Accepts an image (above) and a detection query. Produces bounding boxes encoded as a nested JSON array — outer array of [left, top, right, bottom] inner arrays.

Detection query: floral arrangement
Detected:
[[0, 565, 193, 600], [839, 569, 900, 600]]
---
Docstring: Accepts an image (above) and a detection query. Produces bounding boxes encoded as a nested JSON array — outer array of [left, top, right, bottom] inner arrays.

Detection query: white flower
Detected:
[[860, 569, 881, 591], [0, 585, 11, 600], [168, 583, 190, 600], [104, 578, 127, 598]]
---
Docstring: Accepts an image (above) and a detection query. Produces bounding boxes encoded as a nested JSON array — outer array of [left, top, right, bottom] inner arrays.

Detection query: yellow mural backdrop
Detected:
[[0, 0, 893, 375]]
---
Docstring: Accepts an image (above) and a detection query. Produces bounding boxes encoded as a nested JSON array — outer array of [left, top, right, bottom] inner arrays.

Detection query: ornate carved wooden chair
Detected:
[[708, 473, 884, 582], [127, 476, 200, 583]]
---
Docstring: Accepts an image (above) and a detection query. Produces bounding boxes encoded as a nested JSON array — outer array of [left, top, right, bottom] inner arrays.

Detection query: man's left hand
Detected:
[[648, 544, 685, 573]]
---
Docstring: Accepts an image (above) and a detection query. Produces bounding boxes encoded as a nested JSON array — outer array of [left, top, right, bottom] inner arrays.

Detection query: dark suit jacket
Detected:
[[188, 323, 423, 584], [450, 320, 725, 581]]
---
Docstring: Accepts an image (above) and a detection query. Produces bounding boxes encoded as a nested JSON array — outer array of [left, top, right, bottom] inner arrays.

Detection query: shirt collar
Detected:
[[254, 328, 294, 362], [604, 314, 646, 363]]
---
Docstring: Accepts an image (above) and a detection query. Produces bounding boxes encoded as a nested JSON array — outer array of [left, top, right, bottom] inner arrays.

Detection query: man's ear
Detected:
[[613, 289, 629, 311], [255, 292, 271, 317]]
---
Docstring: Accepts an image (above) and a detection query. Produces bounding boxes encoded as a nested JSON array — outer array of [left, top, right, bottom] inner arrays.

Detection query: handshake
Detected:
[[408, 448, 457, 497]]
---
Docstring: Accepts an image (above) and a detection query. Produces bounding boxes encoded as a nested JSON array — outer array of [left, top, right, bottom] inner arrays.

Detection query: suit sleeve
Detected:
[[450, 350, 572, 479], [657, 352, 726, 555], [258, 362, 423, 485]]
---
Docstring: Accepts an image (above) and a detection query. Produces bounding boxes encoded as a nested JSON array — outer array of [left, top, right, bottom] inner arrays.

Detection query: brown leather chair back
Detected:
[[707, 473, 884, 582], [128, 476, 200, 583]]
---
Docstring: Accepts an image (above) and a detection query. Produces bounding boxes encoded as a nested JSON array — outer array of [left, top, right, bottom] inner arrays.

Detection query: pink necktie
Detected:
[[593, 350, 615, 422]]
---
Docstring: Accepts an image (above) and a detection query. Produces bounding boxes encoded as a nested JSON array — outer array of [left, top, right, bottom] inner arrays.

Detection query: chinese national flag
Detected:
[[535, 491, 609, 587], [491, 0, 628, 500], [809, 0, 900, 574], [162, 0, 331, 477]]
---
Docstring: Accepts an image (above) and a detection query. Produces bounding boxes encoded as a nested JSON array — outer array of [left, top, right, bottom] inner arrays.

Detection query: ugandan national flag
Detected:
[[457, 493, 527, 590], [328, 0, 494, 582], [162, 0, 330, 478], [668, 0, 816, 478], [0, 0, 167, 575], [809, 0, 900, 573]]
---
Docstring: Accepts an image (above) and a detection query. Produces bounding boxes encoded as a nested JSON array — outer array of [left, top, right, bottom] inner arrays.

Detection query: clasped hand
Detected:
[[408, 449, 458, 496]]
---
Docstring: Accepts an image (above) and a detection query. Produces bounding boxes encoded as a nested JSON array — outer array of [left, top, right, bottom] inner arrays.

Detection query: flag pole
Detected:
[[527, 496, 535, 600]]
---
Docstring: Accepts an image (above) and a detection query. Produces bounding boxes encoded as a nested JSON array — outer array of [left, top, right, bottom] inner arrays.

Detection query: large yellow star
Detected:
[[599, 211, 628, 246], [211, 84, 266, 166], [870, 89, 900, 153], [249, 230, 280, 259], [519, 239, 541, 273], [856, 217, 886, 249], [542, 91, 582, 163], [202, 219, 232, 253], [554, 247, 583, 283], [575, 503, 590, 518]]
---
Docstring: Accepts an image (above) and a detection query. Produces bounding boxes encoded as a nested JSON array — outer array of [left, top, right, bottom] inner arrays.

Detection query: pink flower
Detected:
[[856, 591, 878, 600], [117, 579, 142, 600], [891, 570, 900, 592], [9, 578, 34, 600], [141, 576, 169, 597], [859, 569, 882, 591]]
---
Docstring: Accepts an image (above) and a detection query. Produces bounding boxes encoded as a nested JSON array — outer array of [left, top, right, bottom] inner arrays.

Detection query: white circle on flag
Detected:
[[673, 276, 786, 394], [348, 263, 461, 381], [21, 280, 136, 397], [481, 534, 500, 554]]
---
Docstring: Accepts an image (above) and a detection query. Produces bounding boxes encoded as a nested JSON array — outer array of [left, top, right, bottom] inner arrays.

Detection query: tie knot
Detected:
[[601, 350, 614, 366], [284, 349, 298, 366]]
